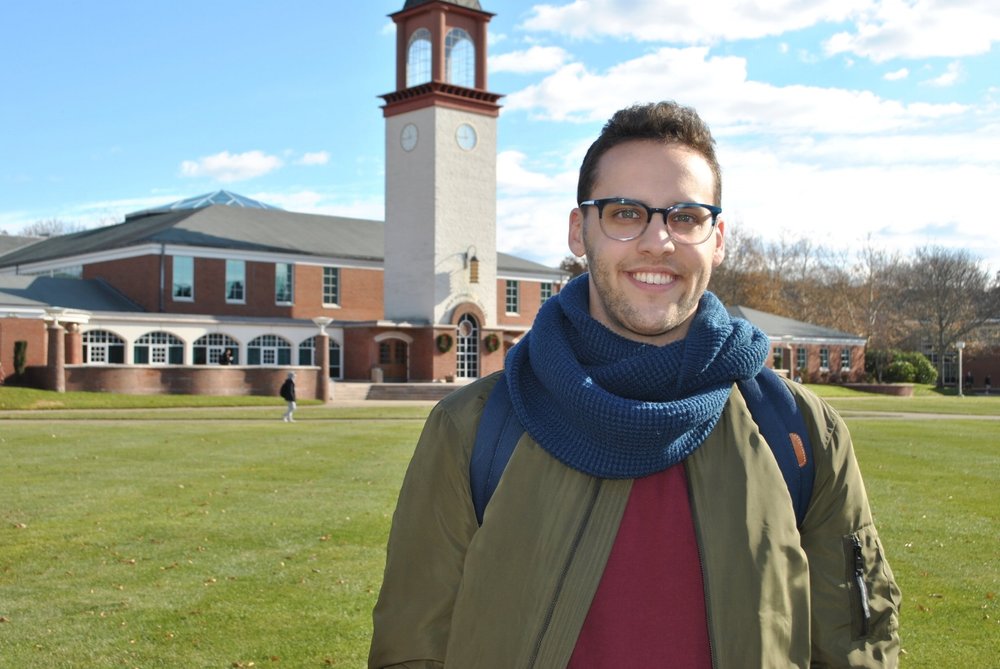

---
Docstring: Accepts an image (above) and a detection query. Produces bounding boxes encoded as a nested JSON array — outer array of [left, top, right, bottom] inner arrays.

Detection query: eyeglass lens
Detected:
[[596, 199, 716, 244]]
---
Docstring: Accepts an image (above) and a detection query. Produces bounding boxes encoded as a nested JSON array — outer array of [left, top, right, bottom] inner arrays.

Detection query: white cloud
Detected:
[[521, 0, 868, 43], [719, 143, 1000, 272], [180, 151, 283, 183], [496, 130, 1000, 273], [491, 46, 571, 74], [297, 151, 330, 166], [883, 67, 909, 81], [504, 47, 969, 135], [497, 150, 562, 191], [251, 190, 384, 222], [518, 1, 999, 64], [824, 0, 1000, 62], [922, 61, 963, 87]]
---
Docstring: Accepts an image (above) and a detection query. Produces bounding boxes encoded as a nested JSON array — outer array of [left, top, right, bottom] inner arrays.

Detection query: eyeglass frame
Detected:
[[578, 197, 722, 244]]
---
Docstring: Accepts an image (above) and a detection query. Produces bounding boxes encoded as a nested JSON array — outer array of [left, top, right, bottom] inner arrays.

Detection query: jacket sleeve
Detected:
[[796, 394, 902, 668], [368, 386, 486, 669]]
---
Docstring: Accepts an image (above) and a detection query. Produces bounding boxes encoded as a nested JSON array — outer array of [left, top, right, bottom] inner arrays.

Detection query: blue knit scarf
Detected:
[[504, 274, 769, 479]]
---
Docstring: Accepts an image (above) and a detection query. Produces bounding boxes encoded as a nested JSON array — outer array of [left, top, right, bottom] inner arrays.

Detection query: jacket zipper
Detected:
[[851, 534, 871, 636], [526, 479, 602, 668]]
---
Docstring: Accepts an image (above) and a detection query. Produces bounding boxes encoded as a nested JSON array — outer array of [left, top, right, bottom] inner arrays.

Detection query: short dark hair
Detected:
[[576, 101, 722, 206]]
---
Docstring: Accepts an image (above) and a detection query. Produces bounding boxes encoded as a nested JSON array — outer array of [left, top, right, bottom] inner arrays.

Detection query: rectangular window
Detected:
[[323, 267, 340, 305], [540, 282, 553, 303], [819, 347, 830, 370], [226, 260, 245, 303], [796, 347, 807, 371], [172, 256, 194, 300], [772, 346, 784, 369], [275, 263, 293, 304], [505, 280, 519, 314], [840, 348, 851, 370]]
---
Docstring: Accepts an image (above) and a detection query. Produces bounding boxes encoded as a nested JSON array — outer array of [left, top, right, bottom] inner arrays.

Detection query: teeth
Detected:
[[632, 272, 674, 285]]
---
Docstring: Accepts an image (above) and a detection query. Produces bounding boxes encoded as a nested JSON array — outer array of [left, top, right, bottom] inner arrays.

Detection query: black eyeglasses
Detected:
[[579, 197, 722, 244]]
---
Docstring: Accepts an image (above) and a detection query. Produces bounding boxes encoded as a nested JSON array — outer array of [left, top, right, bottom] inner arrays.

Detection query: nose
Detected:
[[635, 212, 676, 254]]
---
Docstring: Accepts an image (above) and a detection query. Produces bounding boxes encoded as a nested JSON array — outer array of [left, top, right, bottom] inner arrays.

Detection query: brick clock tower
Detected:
[[381, 0, 502, 381]]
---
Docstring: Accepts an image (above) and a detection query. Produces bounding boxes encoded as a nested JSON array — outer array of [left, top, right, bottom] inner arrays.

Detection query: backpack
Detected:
[[470, 367, 815, 527], [279, 379, 293, 401]]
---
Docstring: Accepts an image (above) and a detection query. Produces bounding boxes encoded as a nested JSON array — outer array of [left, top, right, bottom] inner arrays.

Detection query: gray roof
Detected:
[[0, 234, 42, 258], [127, 190, 281, 219], [0, 205, 386, 268], [0, 275, 144, 312], [0, 196, 565, 279], [727, 305, 865, 343], [497, 252, 566, 277]]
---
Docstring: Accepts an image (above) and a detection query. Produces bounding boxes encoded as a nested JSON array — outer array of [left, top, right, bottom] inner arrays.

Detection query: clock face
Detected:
[[400, 123, 418, 152], [456, 123, 477, 151]]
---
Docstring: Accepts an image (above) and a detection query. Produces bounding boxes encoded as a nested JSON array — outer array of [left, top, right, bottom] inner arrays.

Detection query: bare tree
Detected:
[[901, 246, 1000, 385], [560, 255, 588, 278], [18, 219, 87, 237], [710, 226, 766, 307], [853, 237, 909, 349]]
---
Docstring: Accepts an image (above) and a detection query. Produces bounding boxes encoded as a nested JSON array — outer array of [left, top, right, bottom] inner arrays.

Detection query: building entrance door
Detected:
[[379, 340, 409, 382]]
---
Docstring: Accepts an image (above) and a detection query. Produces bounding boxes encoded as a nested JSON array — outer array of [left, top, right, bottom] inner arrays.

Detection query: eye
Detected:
[[668, 207, 706, 226], [605, 202, 645, 221]]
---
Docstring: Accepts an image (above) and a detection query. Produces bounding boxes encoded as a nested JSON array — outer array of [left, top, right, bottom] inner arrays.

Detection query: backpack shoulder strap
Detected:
[[471, 368, 816, 528], [470, 374, 524, 525], [737, 367, 815, 527]]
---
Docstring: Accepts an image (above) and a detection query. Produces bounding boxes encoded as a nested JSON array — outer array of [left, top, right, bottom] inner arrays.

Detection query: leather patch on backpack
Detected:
[[790, 433, 808, 468]]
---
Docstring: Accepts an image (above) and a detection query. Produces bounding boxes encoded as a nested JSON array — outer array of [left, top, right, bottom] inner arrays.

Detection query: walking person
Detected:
[[279, 372, 296, 422], [370, 101, 901, 668]]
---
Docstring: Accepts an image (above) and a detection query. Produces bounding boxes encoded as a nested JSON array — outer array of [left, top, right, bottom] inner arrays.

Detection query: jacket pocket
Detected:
[[843, 525, 901, 641]]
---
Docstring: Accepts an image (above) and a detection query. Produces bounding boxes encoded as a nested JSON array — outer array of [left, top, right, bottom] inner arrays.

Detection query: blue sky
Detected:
[[2, 0, 998, 272]]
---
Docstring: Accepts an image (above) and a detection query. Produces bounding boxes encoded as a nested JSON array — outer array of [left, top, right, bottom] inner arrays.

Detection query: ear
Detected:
[[711, 217, 726, 267], [568, 207, 586, 258]]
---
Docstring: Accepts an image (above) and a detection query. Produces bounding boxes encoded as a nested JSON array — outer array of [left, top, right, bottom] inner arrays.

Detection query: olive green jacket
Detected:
[[370, 374, 901, 668]]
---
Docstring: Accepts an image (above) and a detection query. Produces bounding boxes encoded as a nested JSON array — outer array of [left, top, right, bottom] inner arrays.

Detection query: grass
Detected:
[[0, 386, 299, 411], [1, 389, 997, 667]]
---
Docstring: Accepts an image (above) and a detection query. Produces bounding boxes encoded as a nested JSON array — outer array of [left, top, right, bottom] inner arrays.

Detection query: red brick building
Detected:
[[0, 0, 569, 396], [0, 192, 566, 394]]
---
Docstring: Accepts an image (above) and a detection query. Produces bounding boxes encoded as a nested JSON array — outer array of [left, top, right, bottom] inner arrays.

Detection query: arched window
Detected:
[[299, 336, 343, 379], [445, 28, 474, 87], [134, 331, 184, 365], [193, 333, 240, 365], [82, 329, 125, 364], [247, 334, 292, 366], [456, 313, 479, 379], [407, 28, 432, 87]]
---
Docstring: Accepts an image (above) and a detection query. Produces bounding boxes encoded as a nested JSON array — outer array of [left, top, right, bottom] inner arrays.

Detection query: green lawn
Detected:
[[1, 390, 997, 667]]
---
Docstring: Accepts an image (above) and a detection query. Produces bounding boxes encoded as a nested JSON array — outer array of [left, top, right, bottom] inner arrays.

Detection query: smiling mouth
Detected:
[[630, 271, 676, 286]]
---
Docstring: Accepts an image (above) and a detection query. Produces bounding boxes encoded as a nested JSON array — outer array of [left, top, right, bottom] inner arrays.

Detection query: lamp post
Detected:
[[956, 341, 966, 397], [312, 317, 334, 402]]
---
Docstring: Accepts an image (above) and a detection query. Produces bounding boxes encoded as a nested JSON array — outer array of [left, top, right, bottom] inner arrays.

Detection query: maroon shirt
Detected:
[[567, 464, 713, 668]]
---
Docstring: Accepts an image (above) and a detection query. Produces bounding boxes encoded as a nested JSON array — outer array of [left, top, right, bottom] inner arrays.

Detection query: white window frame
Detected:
[[172, 256, 194, 302]]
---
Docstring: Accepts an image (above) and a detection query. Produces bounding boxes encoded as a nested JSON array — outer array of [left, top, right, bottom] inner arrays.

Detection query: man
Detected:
[[370, 102, 901, 668], [280, 371, 296, 422]]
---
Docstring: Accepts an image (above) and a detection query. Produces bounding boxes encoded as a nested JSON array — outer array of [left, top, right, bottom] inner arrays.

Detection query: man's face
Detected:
[[568, 140, 725, 346]]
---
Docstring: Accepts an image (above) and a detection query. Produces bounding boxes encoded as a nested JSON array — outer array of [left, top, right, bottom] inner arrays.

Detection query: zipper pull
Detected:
[[852, 535, 871, 636]]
